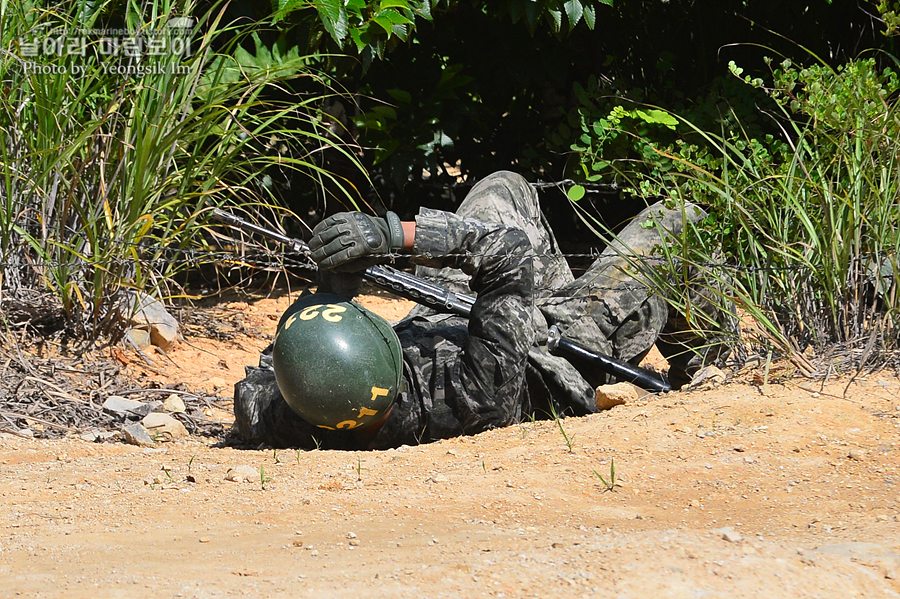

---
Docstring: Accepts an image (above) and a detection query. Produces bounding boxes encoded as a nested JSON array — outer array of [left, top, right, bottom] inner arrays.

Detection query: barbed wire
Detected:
[[0, 245, 891, 274], [531, 179, 623, 194], [2, 235, 893, 273], [0, 235, 893, 299]]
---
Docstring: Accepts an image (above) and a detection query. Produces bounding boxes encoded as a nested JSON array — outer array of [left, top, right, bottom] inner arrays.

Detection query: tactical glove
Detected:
[[309, 211, 404, 272]]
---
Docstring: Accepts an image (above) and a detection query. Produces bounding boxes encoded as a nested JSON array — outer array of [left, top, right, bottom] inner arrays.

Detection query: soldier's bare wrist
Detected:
[[401, 221, 416, 250]]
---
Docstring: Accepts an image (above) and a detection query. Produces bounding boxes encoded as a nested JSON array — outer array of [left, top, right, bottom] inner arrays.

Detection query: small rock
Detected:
[[123, 423, 156, 447], [79, 430, 118, 442], [848, 449, 865, 460], [130, 401, 161, 419], [716, 527, 743, 543], [127, 291, 181, 351], [687, 365, 726, 389], [162, 394, 186, 414], [349, 539, 360, 547], [733, 445, 747, 453], [102, 396, 147, 419], [124, 327, 152, 350], [594, 382, 640, 410], [142, 413, 188, 441], [225, 465, 260, 483], [347, 532, 357, 539], [199, 537, 210, 543]]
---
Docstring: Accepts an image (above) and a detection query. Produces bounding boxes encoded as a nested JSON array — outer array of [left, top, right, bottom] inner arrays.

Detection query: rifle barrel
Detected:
[[547, 326, 671, 392]]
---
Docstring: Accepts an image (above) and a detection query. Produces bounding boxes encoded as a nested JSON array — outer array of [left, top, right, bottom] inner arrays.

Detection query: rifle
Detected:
[[212, 208, 671, 393]]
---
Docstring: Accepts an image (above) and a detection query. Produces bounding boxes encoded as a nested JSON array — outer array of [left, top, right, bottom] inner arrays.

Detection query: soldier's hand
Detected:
[[308, 211, 404, 272]]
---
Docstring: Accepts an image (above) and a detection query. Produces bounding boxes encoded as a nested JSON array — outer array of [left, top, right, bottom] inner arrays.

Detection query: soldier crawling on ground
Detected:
[[233, 171, 734, 450]]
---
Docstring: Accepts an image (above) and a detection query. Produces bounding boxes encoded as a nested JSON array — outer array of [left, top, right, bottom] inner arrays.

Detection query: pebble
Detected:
[[716, 527, 743, 543], [225, 465, 261, 483], [141, 413, 189, 442], [848, 449, 865, 460], [79, 430, 118, 442], [594, 383, 640, 410], [102, 396, 148, 419], [124, 327, 152, 350], [686, 365, 726, 389], [122, 423, 156, 447], [162, 394, 186, 414]]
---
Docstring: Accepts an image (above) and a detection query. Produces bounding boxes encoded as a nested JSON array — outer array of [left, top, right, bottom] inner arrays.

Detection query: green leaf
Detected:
[[371, 105, 398, 120], [546, 7, 562, 32], [564, 0, 583, 29], [392, 23, 409, 40], [373, 138, 401, 164], [386, 88, 412, 103], [380, 0, 409, 9], [382, 8, 412, 25], [583, 4, 596, 29], [524, 0, 539, 32], [315, 0, 349, 44], [567, 185, 586, 201], [373, 13, 394, 34], [634, 109, 678, 129], [410, 0, 432, 20], [349, 26, 367, 52], [270, 0, 306, 23]]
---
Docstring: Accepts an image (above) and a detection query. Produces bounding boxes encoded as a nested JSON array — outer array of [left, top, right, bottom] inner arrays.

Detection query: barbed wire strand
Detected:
[[1, 237, 894, 300]]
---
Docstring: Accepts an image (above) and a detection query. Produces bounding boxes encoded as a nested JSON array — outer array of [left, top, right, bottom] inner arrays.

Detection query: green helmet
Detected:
[[272, 293, 402, 431]]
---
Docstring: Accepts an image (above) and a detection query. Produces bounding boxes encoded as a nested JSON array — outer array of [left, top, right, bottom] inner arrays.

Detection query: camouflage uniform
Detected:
[[234, 171, 729, 450]]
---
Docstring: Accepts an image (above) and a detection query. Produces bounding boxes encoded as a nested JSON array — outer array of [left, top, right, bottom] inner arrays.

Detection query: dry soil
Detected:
[[1, 287, 899, 598]]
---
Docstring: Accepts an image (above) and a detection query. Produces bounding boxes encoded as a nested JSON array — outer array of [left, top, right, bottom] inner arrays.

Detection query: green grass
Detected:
[[570, 57, 900, 372], [0, 0, 365, 342], [549, 402, 575, 453], [592, 457, 621, 492]]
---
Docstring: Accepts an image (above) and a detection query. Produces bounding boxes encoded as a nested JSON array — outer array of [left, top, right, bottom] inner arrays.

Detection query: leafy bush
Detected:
[[571, 56, 900, 366]]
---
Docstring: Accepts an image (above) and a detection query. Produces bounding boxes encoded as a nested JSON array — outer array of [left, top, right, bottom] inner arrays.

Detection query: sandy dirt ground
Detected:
[[1, 286, 899, 598]]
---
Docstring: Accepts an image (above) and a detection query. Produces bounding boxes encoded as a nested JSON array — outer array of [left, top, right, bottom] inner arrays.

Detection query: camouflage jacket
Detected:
[[233, 207, 598, 450]]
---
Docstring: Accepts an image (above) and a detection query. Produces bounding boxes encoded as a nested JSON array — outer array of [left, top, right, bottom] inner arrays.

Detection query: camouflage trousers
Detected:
[[413, 171, 730, 398]]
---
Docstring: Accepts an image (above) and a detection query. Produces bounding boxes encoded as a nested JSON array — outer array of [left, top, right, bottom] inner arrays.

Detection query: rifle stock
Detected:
[[212, 208, 671, 393]]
